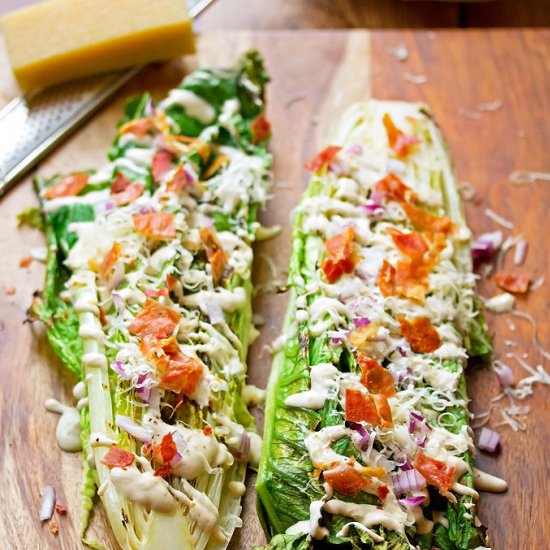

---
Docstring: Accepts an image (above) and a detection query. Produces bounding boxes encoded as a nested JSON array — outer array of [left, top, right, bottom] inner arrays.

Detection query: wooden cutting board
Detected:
[[0, 30, 549, 549]]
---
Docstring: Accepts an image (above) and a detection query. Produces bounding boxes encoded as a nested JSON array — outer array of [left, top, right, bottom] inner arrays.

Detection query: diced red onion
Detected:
[[115, 414, 154, 443], [494, 363, 515, 387], [111, 360, 132, 380], [410, 411, 432, 431], [401, 461, 413, 471], [330, 337, 343, 345], [182, 164, 197, 184], [513, 239, 528, 266], [478, 427, 500, 453], [138, 204, 156, 215], [111, 291, 125, 314], [171, 429, 188, 451], [170, 451, 183, 467], [230, 431, 251, 461], [205, 299, 225, 324], [104, 201, 116, 212], [417, 436, 427, 448], [398, 495, 426, 508], [39, 485, 56, 521], [346, 144, 363, 155], [408, 418, 416, 434], [352, 317, 371, 328], [346, 421, 371, 450], [144, 98, 156, 117], [136, 373, 152, 403], [361, 201, 385, 216], [392, 469, 427, 495], [397, 346, 407, 357], [472, 231, 503, 263]]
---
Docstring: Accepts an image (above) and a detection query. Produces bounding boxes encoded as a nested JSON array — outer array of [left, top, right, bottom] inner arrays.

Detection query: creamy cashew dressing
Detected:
[[159, 89, 216, 125], [44, 398, 82, 452], [285, 362, 340, 409]]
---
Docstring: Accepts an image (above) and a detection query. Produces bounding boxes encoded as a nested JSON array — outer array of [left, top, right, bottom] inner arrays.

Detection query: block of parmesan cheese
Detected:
[[1, 0, 195, 92]]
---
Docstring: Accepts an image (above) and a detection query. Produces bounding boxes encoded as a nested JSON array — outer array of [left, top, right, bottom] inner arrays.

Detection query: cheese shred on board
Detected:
[[32, 52, 271, 549], [256, 101, 497, 550]]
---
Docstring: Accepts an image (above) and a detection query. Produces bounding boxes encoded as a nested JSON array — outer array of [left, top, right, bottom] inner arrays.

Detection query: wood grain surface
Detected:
[[0, 29, 549, 550]]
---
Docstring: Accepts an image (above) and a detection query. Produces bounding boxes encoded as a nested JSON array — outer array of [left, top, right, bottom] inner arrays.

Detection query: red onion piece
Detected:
[[170, 451, 183, 467], [115, 414, 154, 443], [329, 160, 347, 175], [171, 429, 188, 452], [136, 373, 152, 403], [39, 485, 56, 521], [362, 201, 385, 216], [352, 317, 371, 328], [392, 469, 427, 495], [478, 427, 500, 453], [399, 495, 426, 508], [472, 231, 503, 263], [111, 360, 132, 380], [493, 363, 515, 387], [345, 421, 371, 450], [513, 239, 528, 266], [182, 164, 197, 184]]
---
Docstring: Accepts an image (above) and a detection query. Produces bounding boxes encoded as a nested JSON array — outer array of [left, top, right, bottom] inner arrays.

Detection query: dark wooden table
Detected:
[[1, 28, 549, 550]]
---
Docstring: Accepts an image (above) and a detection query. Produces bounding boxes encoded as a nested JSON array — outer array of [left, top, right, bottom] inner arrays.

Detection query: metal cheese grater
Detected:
[[0, 0, 214, 198]]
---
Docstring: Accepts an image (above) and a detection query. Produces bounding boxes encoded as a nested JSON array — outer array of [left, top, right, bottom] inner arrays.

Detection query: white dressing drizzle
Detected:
[[44, 398, 82, 452]]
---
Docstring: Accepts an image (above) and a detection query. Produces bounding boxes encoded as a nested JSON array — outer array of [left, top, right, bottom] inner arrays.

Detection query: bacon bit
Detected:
[[133, 212, 176, 240], [154, 432, 178, 464], [398, 316, 442, 353], [323, 462, 370, 496], [101, 446, 135, 469], [5, 286, 16, 296], [111, 173, 144, 206], [251, 114, 272, 143], [321, 227, 359, 283], [143, 337, 204, 396], [348, 323, 381, 349], [166, 165, 191, 193], [372, 173, 417, 204], [377, 485, 390, 500], [203, 426, 213, 436], [203, 154, 229, 179], [382, 113, 420, 158], [304, 145, 342, 172], [346, 389, 379, 424], [144, 287, 168, 298], [387, 228, 428, 260], [129, 299, 181, 340], [43, 173, 89, 199], [49, 519, 59, 535], [19, 256, 33, 268], [98, 307, 107, 327], [166, 274, 178, 292], [99, 242, 122, 279], [494, 272, 531, 294], [199, 227, 228, 285], [403, 203, 455, 234], [152, 150, 174, 183], [357, 353, 396, 397], [394, 261, 429, 302], [119, 117, 154, 138], [54, 504, 67, 516], [414, 452, 455, 494]]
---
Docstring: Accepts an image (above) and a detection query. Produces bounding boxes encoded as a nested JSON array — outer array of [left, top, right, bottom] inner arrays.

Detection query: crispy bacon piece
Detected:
[[199, 227, 228, 285], [322, 227, 359, 283], [378, 259, 396, 297], [403, 203, 455, 234], [382, 113, 420, 158], [154, 433, 178, 463], [323, 462, 370, 496], [398, 316, 442, 353], [166, 165, 192, 193], [119, 117, 154, 138], [143, 337, 204, 396], [494, 272, 531, 294], [166, 274, 178, 292], [152, 149, 174, 183], [372, 173, 418, 204], [377, 485, 390, 500], [43, 173, 89, 199], [345, 389, 393, 428], [251, 114, 272, 143], [394, 260, 429, 302], [99, 242, 122, 279], [19, 256, 33, 268], [129, 299, 181, 340], [387, 228, 428, 260], [357, 353, 396, 398], [304, 145, 342, 172], [414, 452, 456, 494], [348, 323, 380, 349], [101, 446, 135, 469], [133, 212, 176, 240]]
